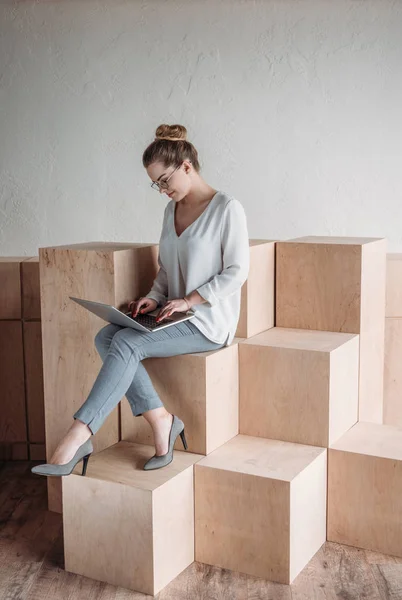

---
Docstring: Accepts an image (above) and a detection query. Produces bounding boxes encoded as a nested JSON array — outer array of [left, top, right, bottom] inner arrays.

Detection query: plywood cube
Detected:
[[0, 442, 28, 461], [63, 441, 203, 596], [0, 257, 25, 319], [23, 321, 45, 444], [0, 321, 26, 444], [386, 254, 402, 317], [21, 257, 41, 319], [383, 318, 402, 427], [239, 327, 359, 447], [121, 342, 239, 455], [328, 422, 402, 557], [195, 434, 327, 584], [276, 236, 386, 424], [29, 443, 46, 461], [236, 240, 275, 339], [39, 242, 159, 513]]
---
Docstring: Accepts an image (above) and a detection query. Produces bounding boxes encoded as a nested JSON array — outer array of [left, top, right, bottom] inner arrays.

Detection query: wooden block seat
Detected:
[[0, 256, 26, 319], [63, 440, 203, 596], [0, 321, 26, 460], [23, 320, 45, 453], [276, 236, 386, 423], [21, 256, 41, 319], [328, 421, 402, 558], [39, 241, 160, 513], [384, 318, 402, 427], [386, 253, 402, 317], [235, 240, 276, 339], [121, 340, 240, 455], [384, 254, 402, 427], [195, 434, 327, 584], [239, 327, 359, 447]]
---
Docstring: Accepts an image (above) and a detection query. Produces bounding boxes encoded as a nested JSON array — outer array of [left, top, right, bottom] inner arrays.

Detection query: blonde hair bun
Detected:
[[155, 123, 187, 142]]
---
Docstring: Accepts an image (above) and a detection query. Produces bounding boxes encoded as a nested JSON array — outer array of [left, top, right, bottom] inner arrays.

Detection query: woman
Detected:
[[31, 123, 250, 476]]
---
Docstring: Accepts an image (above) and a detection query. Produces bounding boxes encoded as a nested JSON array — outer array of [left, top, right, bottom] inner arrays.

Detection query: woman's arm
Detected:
[[184, 289, 207, 308], [145, 251, 168, 306], [192, 198, 250, 307]]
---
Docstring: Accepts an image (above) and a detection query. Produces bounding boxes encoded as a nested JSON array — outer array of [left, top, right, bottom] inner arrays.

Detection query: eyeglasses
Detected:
[[150, 160, 191, 192]]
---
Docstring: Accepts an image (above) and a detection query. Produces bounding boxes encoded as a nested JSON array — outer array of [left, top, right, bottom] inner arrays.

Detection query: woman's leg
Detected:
[[49, 322, 162, 465], [72, 320, 224, 435], [50, 320, 224, 464], [93, 323, 165, 417]]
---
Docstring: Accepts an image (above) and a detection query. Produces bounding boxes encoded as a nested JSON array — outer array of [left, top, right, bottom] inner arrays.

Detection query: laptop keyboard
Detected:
[[126, 312, 174, 329]]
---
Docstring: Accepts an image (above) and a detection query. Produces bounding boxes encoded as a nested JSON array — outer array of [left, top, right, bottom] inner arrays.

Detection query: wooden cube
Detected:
[[383, 318, 402, 427], [29, 443, 46, 461], [236, 240, 275, 339], [0, 442, 28, 461], [0, 257, 24, 319], [276, 236, 386, 424], [0, 321, 26, 445], [195, 434, 327, 584], [21, 257, 41, 319], [63, 441, 203, 596], [23, 321, 45, 444], [39, 242, 159, 513], [328, 422, 402, 557], [386, 254, 402, 317], [239, 327, 359, 447], [121, 342, 239, 455]]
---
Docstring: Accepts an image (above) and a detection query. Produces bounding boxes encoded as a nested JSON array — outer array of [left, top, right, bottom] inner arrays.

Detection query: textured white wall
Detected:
[[0, 0, 401, 254]]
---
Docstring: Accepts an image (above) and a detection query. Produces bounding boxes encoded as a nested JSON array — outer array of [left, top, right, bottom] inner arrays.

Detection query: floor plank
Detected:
[[290, 544, 337, 600], [324, 542, 382, 600], [1, 461, 402, 600]]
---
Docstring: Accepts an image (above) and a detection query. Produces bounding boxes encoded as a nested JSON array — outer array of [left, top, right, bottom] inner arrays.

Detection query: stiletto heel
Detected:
[[143, 414, 187, 470], [31, 438, 93, 477], [82, 454, 91, 476], [179, 429, 188, 450]]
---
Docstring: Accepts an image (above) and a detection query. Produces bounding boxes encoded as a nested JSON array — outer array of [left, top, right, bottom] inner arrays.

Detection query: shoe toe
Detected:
[[31, 463, 65, 476], [31, 464, 48, 475], [143, 456, 157, 470], [143, 455, 173, 470]]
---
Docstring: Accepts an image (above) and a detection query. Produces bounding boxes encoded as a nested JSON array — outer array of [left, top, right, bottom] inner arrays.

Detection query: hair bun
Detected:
[[155, 123, 187, 142]]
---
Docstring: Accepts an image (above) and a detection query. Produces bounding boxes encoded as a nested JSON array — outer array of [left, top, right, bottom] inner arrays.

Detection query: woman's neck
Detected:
[[180, 180, 218, 208]]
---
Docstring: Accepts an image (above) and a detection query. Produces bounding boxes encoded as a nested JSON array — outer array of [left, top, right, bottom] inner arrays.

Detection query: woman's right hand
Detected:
[[129, 297, 158, 318]]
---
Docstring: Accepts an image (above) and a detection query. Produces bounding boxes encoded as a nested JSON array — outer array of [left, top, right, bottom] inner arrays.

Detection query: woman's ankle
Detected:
[[69, 419, 92, 440], [143, 407, 171, 427]]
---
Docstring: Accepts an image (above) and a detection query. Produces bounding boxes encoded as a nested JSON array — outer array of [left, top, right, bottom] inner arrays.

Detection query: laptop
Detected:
[[69, 296, 196, 333]]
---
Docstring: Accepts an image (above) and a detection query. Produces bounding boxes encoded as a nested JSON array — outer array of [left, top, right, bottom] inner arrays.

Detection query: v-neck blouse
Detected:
[[145, 190, 250, 346]]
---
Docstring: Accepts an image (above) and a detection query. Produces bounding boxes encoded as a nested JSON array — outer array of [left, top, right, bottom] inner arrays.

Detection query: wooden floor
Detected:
[[1, 461, 402, 600]]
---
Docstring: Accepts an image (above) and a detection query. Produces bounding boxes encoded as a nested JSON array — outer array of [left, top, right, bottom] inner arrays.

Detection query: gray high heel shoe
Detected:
[[143, 414, 188, 471], [31, 438, 93, 477]]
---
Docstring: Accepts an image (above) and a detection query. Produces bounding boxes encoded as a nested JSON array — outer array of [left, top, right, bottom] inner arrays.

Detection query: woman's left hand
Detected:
[[156, 298, 191, 322]]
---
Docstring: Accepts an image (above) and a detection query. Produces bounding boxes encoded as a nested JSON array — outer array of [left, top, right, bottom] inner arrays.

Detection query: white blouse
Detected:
[[145, 190, 250, 346]]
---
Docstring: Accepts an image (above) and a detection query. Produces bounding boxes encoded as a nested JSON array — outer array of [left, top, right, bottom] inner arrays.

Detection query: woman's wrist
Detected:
[[183, 296, 192, 310]]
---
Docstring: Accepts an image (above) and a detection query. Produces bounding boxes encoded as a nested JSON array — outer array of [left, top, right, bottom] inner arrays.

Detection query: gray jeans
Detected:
[[73, 319, 226, 435]]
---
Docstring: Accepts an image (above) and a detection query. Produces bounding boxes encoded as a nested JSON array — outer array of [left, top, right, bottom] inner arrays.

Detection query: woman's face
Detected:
[[147, 160, 192, 201]]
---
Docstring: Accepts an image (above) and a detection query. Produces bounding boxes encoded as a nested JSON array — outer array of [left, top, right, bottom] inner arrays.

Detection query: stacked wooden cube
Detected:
[[196, 236, 390, 587], [383, 254, 402, 426], [37, 242, 161, 513], [0, 257, 45, 461], [36, 236, 402, 596]]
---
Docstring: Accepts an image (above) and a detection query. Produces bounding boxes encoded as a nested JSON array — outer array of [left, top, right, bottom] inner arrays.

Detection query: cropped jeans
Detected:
[[73, 319, 226, 435]]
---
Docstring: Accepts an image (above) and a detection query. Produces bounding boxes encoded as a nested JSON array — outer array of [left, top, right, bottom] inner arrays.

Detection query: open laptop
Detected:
[[69, 296, 195, 333]]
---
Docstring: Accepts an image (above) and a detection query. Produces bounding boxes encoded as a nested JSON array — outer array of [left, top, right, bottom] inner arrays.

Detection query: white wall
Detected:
[[0, 0, 401, 254]]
